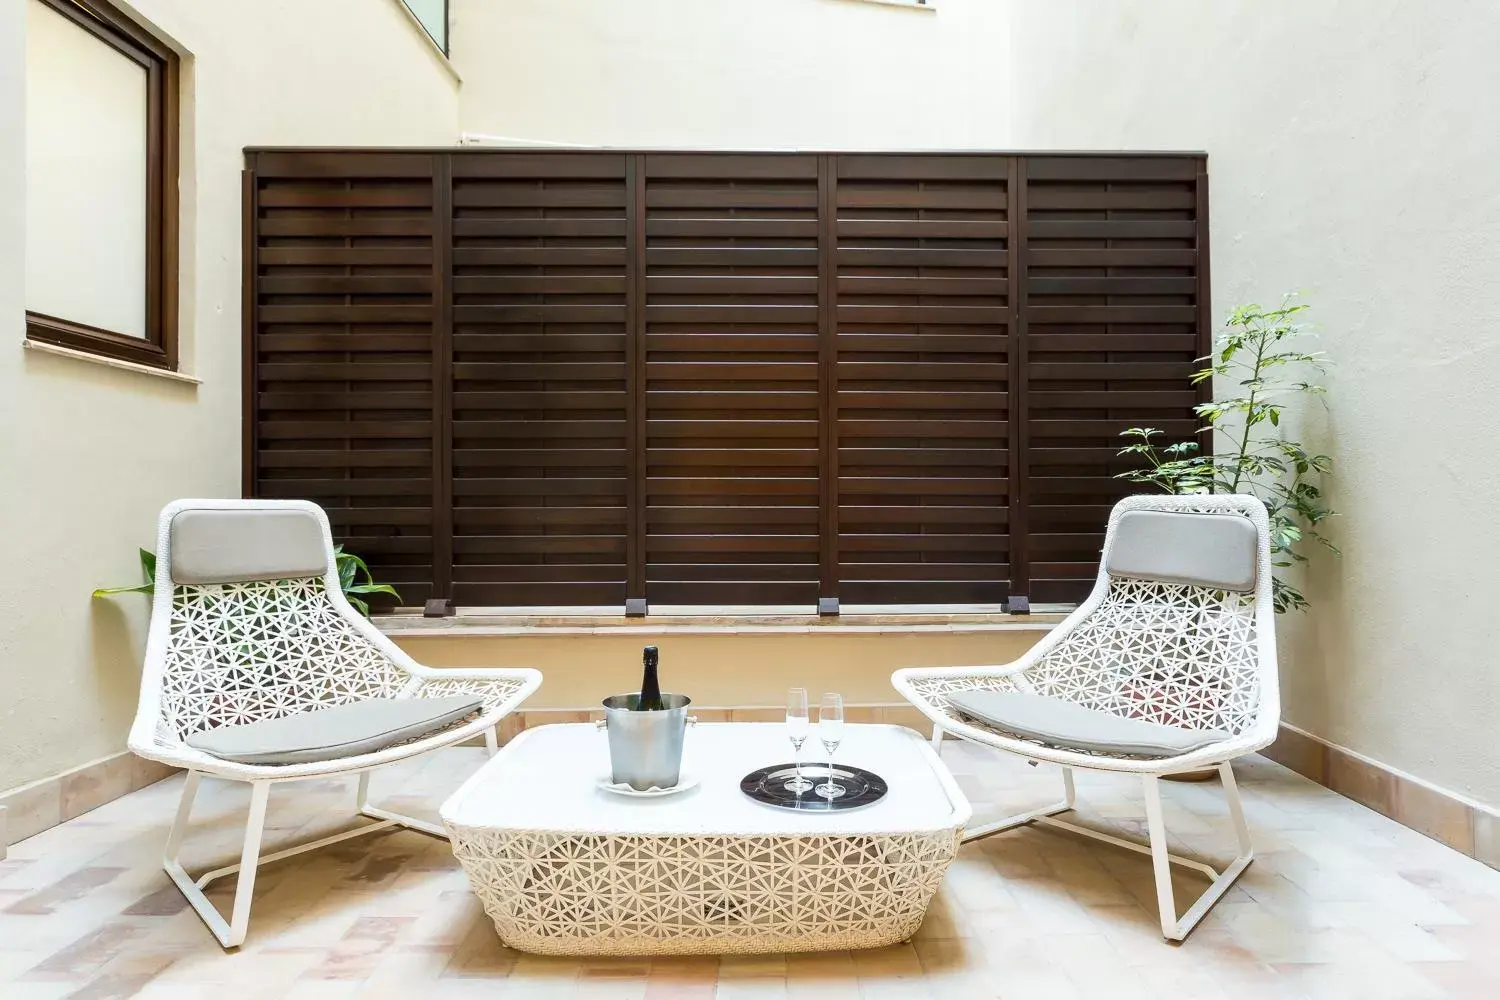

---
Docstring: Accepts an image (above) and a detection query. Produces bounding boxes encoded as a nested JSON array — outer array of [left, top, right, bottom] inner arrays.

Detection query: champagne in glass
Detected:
[[816, 693, 845, 800], [785, 687, 813, 793]]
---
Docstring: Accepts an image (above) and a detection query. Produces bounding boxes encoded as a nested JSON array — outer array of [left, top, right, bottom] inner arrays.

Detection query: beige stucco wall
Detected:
[[451, 0, 1011, 148], [392, 625, 1052, 710], [0, 0, 460, 793], [1007, 0, 1500, 807], [6, 0, 1495, 817]]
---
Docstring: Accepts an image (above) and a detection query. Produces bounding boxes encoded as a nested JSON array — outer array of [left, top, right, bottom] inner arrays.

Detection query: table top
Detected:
[[440, 722, 971, 837]]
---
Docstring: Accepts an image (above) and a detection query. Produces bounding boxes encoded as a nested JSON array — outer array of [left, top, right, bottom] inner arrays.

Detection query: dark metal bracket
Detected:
[[423, 598, 454, 618], [817, 597, 840, 617], [625, 597, 649, 618], [1006, 595, 1031, 615]]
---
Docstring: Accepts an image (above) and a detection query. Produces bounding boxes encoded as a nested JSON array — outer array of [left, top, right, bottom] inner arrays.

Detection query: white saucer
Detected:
[[596, 775, 700, 798]]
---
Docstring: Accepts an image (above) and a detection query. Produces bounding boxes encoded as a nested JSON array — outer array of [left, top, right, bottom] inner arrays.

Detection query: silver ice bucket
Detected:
[[599, 693, 693, 790]]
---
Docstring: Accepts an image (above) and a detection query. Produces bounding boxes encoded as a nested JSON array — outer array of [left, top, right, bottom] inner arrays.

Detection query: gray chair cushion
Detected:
[[185, 696, 484, 765], [170, 508, 329, 585], [1105, 509, 1259, 592], [946, 690, 1230, 758]]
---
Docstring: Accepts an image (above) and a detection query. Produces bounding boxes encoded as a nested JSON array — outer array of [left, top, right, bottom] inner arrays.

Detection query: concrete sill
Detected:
[[23, 339, 202, 385], [374, 609, 1067, 638]]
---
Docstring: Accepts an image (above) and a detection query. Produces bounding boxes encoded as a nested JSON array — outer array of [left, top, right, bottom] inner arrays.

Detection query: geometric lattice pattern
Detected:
[[153, 576, 530, 751], [129, 499, 540, 788], [1026, 577, 1259, 737], [412, 674, 531, 713], [895, 494, 1277, 769], [448, 828, 961, 956], [161, 579, 408, 739]]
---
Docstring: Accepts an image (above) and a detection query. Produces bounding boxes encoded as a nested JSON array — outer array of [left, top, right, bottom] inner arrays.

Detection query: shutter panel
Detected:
[[448, 154, 631, 606], [1021, 155, 1207, 603], [834, 155, 1014, 605], [248, 149, 1209, 612], [643, 154, 823, 605], [250, 151, 438, 606]]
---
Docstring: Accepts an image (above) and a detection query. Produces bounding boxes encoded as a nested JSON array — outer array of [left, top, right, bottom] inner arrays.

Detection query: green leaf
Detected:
[[92, 583, 154, 598], [346, 583, 400, 598], [95, 547, 158, 598]]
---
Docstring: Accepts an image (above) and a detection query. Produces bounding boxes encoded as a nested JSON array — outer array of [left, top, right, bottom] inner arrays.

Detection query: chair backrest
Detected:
[[1024, 494, 1277, 740], [167, 506, 329, 585], [140, 500, 409, 742]]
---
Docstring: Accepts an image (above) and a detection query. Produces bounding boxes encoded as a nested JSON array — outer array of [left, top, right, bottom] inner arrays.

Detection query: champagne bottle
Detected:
[[637, 645, 665, 712]]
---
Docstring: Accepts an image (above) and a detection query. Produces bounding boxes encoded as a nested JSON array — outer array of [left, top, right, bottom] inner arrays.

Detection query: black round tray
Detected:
[[740, 763, 888, 811]]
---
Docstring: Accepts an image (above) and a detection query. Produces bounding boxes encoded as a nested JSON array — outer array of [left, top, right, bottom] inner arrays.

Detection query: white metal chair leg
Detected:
[[963, 761, 1253, 941], [164, 769, 201, 860], [1141, 767, 1254, 941], [930, 723, 945, 752], [963, 765, 1077, 840], [485, 725, 499, 757], [163, 779, 270, 949], [355, 769, 448, 838], [226, 782, 270, 944], [164, 768, 452, 949]]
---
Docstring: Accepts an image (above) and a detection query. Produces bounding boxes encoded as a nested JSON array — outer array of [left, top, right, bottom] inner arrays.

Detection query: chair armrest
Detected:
[[891, 661, 1036, 731], [407, 667, 542, 716]]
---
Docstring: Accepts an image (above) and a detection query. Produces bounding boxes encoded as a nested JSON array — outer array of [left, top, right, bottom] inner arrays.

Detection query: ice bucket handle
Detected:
[[596, 715, 698, 730]]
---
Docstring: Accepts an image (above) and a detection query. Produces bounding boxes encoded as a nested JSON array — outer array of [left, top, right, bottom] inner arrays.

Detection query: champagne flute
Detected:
[[816, 693, 845, 800], [785, 688, 813, 793]]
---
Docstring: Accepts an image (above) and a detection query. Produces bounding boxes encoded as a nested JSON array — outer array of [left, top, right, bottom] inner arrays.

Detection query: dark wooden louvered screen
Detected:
[[643, 155, 824, 605], [1019, 156, 1210, 603], [247, 152, 440, 606], [246, 149, 1208, 611], [448, 154, 631, 607], [834, 156, 1014, 604]]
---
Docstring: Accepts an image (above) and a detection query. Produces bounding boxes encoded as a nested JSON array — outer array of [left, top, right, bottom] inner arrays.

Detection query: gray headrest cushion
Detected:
[[1105, 509, 1258, 592], [169, 508, 329, 585]]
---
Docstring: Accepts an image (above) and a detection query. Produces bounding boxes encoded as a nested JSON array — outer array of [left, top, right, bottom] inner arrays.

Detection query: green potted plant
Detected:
[[1117, 296, 1337, 781], [1117, 295, 1337, 614], [95, 544, 399, 616]]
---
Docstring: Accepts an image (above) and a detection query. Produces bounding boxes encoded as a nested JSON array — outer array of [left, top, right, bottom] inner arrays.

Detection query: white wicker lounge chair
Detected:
[[128, 499, 541, 948], [892, 493, 1278, 941]]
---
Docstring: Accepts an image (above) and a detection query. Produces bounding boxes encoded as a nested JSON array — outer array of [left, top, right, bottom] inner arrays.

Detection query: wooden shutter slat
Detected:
[[447, 153, 630, 606], [642, 154, 823, 605], [249, 153, 438, 606], [1021, 152, 1206, 603]]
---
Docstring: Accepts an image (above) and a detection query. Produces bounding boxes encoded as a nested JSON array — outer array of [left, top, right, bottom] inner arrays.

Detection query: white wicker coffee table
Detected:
[[440, 722, 971, 956]]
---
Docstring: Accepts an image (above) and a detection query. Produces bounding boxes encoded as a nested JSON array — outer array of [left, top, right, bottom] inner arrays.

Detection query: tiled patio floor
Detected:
[[3, 737, 1499, 999]]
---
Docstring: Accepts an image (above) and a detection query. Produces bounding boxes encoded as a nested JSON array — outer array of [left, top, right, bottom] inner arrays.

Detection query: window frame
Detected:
[[25, 0, 180, 371], [400, 0, 449, 56]]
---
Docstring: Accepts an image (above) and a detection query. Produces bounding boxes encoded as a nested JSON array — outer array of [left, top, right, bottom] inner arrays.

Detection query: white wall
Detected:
[[1008, 0, 1500, 806], [452, 0, 1010, 148], [7, 0, 1496, 816], [452, 0, 1500, 808], [0, 0, 459, 793]]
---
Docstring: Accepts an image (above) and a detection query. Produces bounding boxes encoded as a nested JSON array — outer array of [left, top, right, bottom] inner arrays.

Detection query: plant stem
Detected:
[[1229, 334, 1267, 494]]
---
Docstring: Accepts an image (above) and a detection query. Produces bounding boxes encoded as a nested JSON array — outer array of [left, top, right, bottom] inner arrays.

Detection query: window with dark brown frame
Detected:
[[24, 0, 179, 370]]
